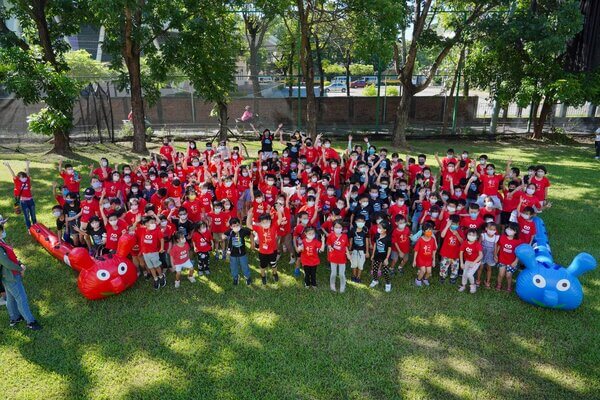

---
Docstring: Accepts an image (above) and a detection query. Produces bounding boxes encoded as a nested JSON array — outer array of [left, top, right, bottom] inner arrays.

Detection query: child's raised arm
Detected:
[[3, 161, 16, 178]]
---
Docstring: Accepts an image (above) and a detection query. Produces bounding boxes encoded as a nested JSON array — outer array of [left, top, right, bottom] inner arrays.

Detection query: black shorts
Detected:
[[259, 252, 278, 269]]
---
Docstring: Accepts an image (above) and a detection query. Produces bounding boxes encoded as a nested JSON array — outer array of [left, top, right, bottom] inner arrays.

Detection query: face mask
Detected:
[[360, 202, 368, 207], [123, 169, 131, 175], [84, 195, 93, 201], [261, 222, 270, 229], [124, 177, 131, 183], [101, 161, 108, 167], [324, 143, 331, 148], [144, 185, 152, 191], [200, 189, 208, 195], [455, 190, 462, 196], [480, 159, 486, 165], [462, 154, 468, 160], [306, 234, 315, 240], [148, 223, 157, 230], [356, 221, 365, 228], [66, 198, 74, 203], [370, 193, 378, 199], [334, 227, 342, 234], [190, 144, 196, 149], [53, 211, 62, 217], [262, 166, 268, 171], [447, 207, 456, 213], [180, 215, 188, 221], [232, 226, 241, 233], [350, 193, 357, 199], [224, 181, 233, 187], [424, 173, 431, 178], [505, 228, 515, 236], [521, 214, 530, 220], [214, 207, 222, 213], [424, 231, 433, 237], [487, 170, 494, 176], [467, 234, 477, 242], [486, 229, 496, 235], [397, 223, 406, 229], [301, 219, 309, 225], [150, 176, 157, 181], [526, 188, 535, 195], [307, 201, 315, 207], [1, 231, 6, 239], [192, 162, 200, 167], [447, 167, 455, 173], [241, 171, 249, 177], [450, 225, 459, 231], [376, 218, 383, 224], [200, 227, 207, 233], [267, 181, 275, 186], [399, 185, 407, 190], [397, 199, 405, 205], [130, 204, 138, 210], [442, 195, 449, 201], [283, 180, 290, 186], [113, 175, 120, 181], [485, 202, 493, 207], [102, 203, 110, 209], [19, 177, 28, 183], [381, 185, 388, 189], [469, 212, 478, 219], [256, 198, 263, 203], [327, 190, 335, 196], [431, 212, 439, 218]]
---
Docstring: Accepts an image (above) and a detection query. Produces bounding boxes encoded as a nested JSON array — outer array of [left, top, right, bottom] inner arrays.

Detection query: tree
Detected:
[[296, 0, 319, 139], [391, 1, 505, 147], [166, 2, 240, 141], [466, 0, 593, 138], [91, 0, 183, 154], [0, 1, 88, 154]]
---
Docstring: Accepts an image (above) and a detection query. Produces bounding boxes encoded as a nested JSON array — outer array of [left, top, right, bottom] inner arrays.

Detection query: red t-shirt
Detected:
[[392, 227, 411, 254], [502, 189, 520, 212], [460, 216, 484, 236], [103, 180, 123, 198], [208, 211, 228, 233], [80, 199, 100, 223], [531, 176, 550, 201], [258, 183, 279, 205], [414, 237, 437, 267], [276, 208, 292, 236], [13, 177, 33, 198], [105, 220, 128, 251], [497, 235, 520, 265], [92, 167, 112, 181], [253, 224, 278, 254], [481, 174, 504, 196], [160, 144, 174, 160], [389, 204, 409, 222], [516, 192, 541, 212], [60, 171, 80, 193], [169, 242, 191, 265], [326, 233, 349, 264], [300, 238, 322, 266], [136, 226, 163, 253], [440, 231, 462, 259], [182, 199, 203, 223], [517, 216, 536, 244], [191, 231, 212, 252], [460, 240, 482, 262]]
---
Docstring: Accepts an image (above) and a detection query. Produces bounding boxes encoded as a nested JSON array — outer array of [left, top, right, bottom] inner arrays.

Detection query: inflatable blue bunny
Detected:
[[515, 217, 597, 310]]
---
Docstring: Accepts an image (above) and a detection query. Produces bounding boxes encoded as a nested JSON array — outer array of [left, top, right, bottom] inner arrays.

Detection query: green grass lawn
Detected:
[[0, 138, 599, 400]]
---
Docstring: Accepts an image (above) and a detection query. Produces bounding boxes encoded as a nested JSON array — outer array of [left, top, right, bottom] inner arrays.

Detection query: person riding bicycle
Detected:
[[236, 106, 256, 132]]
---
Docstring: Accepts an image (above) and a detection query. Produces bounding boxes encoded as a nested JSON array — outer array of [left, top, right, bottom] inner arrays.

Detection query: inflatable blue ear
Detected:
[[516, 244, 597, 310]]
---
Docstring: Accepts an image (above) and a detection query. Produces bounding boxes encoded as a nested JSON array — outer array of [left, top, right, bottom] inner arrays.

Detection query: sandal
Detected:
[[505, 287, 513, 293], [476, 279, 481, 286], [484, 282, 491, 289], [495, 285, 502, 291]]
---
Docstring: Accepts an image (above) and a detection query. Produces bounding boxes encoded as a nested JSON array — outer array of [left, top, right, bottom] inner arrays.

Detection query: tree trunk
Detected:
[[51, 129, 72, 155], [297, 0, 317, 139], [248, 35, 262, 98], [489, 99, 501, 135], [288, 42, 294, 97], [392, 86, 413, 147], [217, 101, 228, 142], [314, 34, 325, 98], [441, 57, 461, 134], [532, 99, 552, 139], [345, 50, 351, 97]]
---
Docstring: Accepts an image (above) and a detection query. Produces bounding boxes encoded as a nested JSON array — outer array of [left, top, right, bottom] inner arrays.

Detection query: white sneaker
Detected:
[[0, 298, 6, 306], [330, 285, 337, 292], [369, 280, 379, 288], [188, 276, 196, 283], [385, 284, 391, 293], [289, 257, 296, 265], [174, 280, 181, 288], [458, 285, 466, 292], [470, 285, 477, 294]]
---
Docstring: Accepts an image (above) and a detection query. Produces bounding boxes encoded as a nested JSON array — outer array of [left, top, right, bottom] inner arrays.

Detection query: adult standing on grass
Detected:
[[0, 217, 42, 330], [4, 161, 37, 231]]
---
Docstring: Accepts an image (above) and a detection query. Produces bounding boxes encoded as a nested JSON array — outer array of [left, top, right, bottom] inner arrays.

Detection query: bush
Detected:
[[386, 87, 399, 96], [363, 84, 376, 96]]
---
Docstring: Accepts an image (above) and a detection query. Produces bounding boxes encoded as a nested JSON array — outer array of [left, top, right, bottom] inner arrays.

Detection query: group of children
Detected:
[[6, 128, 552, 293]]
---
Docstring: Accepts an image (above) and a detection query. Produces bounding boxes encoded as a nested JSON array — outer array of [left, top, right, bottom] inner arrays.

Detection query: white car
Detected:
[[324, 83, 347, 93]]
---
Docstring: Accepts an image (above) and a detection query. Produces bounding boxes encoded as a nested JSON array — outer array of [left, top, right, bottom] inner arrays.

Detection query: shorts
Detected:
[[390, 250, 408, 261], [350, 250, 366, 270], [498, 263, 517, 274], [174, 259, 193, 272], [212, 232, 225, 241], [143, 252, 162, 269], [259, 252, 278, 269]]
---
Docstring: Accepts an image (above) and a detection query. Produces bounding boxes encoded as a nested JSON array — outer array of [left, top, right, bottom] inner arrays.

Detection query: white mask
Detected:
[[526, 188, 535, 195], [334, 227, 342, 234], [467, 234, 477, 241]]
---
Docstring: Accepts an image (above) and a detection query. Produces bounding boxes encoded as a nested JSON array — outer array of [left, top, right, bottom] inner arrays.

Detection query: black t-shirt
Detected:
[[87, 226, 106, 247], [261, 134, 274, 152], [285, 143, 302, 160], [353, 204, 372, 222], [63, 201, 81, 227], [467, 178, 480, 200], [172, 219, 195, 238], [349, 228, 367, 251], [224, 227, 251, 256], [373, 233, 392, 260], [56, 217, 66, 231]]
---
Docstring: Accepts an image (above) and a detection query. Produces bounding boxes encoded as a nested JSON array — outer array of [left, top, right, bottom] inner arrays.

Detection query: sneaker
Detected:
[[439, 277, 446, 284], [458, 285, 466, 292], [261, 276, 267, 285], [160, 274, 167, 288], [294, 267, 300, 277], [197, 270, 204, 276], [188, 276, 196, 283], [369, 280, 379, 288], [289, 257, 296, 265], [246, 277, 252, 286], [470, 285, 477, 294], [26, 321, 42, 331], [449, 277, 457, 284], [423, 279, 430, 286], [233, 277, 239, 286], [356, 277, 362, 283], [222, 252, 227, 261], [273, 273, 279, 283], [205, 269, 211, 276], [415, 279, 422, 287], [384, 284, 391, 293], [153, 279, 160, 290], [398, 267, 404, 274], [9, 316, 24, 327], [330, 285, 337, 292], [144, 273, 151, 280], [174, 280, 181, 288], [0, 297, 6, 307]]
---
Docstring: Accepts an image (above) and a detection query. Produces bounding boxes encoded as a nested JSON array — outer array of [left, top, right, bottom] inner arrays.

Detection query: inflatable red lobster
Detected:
[[29, 223, 138, 300]]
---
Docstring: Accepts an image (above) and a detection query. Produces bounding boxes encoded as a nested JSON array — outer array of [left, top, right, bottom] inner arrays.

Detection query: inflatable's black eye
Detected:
[[117, 263, 127, 275], [556, 279, 570, 292], [532, 274, 546, 288], [96, 269, 110, 281]]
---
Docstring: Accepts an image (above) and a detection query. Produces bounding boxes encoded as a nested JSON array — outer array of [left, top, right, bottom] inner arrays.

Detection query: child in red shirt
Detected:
[[326, 220, 350, 293], [516, 207, 537, 245], [134, 216, 166, 289], [191, 222, 213, 276], [295, 226, 324, 288], [438, 215, 463, 284], [390, 214, 411, 274], [495, 222, 521, 292], [413, 222, 438, 287], [207, 202, 228, 260], [169, 231, 195, 288], [247, 210, 282, 285], [459, 229, 483, 293]]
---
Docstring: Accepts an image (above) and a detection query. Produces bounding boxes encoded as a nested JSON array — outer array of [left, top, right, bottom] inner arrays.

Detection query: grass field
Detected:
[[0, 138, 599, 400]]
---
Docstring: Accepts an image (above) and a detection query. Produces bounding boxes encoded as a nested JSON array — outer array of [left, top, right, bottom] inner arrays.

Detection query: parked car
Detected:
[[363, 76, 379, 85], [332, 76, 349, 84], [350, 80, 367, 88], [324, 83, 347, 93]]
